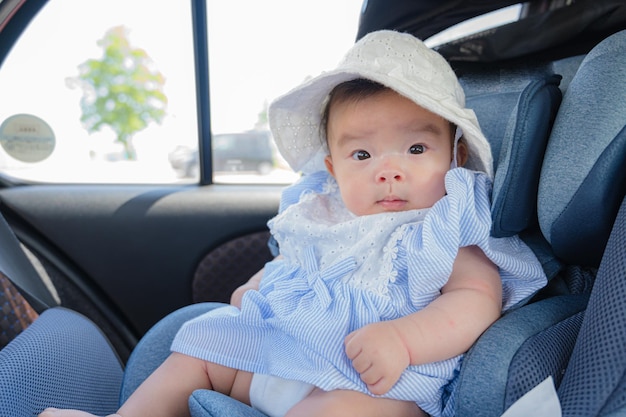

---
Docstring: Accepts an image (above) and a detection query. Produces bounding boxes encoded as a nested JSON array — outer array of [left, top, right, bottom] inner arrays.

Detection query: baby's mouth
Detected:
[[377, 196, 408, 210]]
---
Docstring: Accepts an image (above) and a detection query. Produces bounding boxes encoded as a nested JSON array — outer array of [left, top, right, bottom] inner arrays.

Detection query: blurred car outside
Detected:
[[169, 130, 277, 178]]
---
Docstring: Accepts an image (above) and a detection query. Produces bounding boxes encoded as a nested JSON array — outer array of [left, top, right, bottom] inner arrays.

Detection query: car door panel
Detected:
[[0, 184, 281, 340]]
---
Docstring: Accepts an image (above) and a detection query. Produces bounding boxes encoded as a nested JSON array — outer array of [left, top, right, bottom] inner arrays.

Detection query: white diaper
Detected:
[[249, 373, 315, 417]]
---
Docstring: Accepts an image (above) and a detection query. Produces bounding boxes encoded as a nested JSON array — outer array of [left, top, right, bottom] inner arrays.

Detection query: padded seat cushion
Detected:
[[0, 307, 123, 416], [464, 69, 562, 238]]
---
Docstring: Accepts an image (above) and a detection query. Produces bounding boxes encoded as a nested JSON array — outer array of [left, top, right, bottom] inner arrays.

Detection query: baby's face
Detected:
[[324, 90, 456, 216]]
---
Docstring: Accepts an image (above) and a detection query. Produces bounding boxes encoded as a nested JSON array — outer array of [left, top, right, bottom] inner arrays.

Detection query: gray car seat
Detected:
[[455, 28, 626, 417], [542, 28, 626, 417]]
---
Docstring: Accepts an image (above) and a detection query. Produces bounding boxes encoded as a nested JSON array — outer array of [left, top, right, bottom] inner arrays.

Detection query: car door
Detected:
[[0, 0, 362, 361]]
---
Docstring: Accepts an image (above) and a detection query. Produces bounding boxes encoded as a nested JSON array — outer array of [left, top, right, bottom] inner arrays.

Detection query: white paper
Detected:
[[500, 376, 562, 417]]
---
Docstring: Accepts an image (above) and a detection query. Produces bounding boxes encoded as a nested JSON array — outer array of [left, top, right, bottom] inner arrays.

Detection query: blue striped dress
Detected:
[[171, 168, 547, 417]]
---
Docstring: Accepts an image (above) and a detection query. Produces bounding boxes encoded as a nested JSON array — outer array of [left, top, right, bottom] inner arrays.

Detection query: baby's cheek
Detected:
[[341, 194, 363, 216], [341, 187, 370, 216]]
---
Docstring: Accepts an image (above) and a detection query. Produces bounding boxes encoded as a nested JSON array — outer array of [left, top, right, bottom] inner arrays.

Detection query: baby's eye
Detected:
[[409, 144, 425, 154], [351, 150, 371, 160]]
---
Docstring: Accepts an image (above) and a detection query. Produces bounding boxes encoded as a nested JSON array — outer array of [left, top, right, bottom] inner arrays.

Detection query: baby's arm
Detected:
[[345, 245, 502, 395]]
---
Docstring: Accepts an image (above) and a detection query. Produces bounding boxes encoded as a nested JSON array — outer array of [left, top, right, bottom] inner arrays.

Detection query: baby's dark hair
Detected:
[[320, 78, 388, 141], [320, 78, 458, 145]]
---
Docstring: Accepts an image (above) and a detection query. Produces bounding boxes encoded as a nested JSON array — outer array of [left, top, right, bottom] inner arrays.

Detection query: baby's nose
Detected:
[[376, 166, 405, 183]]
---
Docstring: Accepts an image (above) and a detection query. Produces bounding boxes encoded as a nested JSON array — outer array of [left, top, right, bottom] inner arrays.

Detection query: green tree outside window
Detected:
[[68, 26, 167, 160]]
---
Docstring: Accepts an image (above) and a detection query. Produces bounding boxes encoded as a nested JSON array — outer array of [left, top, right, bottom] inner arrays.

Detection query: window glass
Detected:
[[0, 0, 196, 183], [207, 0, 363, 184], [0, 0, 363, 184]]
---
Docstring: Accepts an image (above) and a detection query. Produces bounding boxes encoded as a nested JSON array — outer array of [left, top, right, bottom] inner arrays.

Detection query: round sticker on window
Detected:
[[0, 114, 56, 163]]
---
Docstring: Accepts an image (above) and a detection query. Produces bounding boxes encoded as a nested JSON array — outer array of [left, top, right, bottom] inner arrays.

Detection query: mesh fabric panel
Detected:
[[505, 311, 584, 408], [0, 308, 123, 416], [558, 196, 626, 417]]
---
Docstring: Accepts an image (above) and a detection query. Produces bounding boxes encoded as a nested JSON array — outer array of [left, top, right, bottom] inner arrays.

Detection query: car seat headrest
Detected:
[[538, 29, 626, 267], [462, 65, 562, 237]]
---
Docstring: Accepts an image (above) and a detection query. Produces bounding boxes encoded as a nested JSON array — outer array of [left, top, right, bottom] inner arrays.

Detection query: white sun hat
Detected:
[[268, 30, 493, 178]]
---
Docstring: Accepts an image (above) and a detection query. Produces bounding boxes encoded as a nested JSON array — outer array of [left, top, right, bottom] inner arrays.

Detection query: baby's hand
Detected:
[[344, 321, 410, 395]]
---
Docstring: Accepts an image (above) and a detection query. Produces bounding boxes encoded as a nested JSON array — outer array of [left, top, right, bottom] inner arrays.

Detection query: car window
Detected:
[[0, 0, 197, 184], [207, 0, 362, 184], [0, 0, 363, 185]]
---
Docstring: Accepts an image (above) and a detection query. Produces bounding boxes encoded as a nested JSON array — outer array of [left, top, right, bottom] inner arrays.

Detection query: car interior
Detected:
[[0, 0, 626, 416]]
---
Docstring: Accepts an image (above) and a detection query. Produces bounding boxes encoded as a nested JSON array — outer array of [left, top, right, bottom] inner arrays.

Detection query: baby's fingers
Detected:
[[366, 373, 396, 396], [358, 364, 384, 386], [350, 351, 373, 374], [344, 331, 361, 360], [355, 365, 395, 395]]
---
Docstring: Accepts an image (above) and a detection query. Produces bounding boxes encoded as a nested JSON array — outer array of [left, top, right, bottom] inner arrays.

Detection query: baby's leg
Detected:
[[40, 352, 253, 417], [285, 388, 425, 417], [117, 352, 252, 417]]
